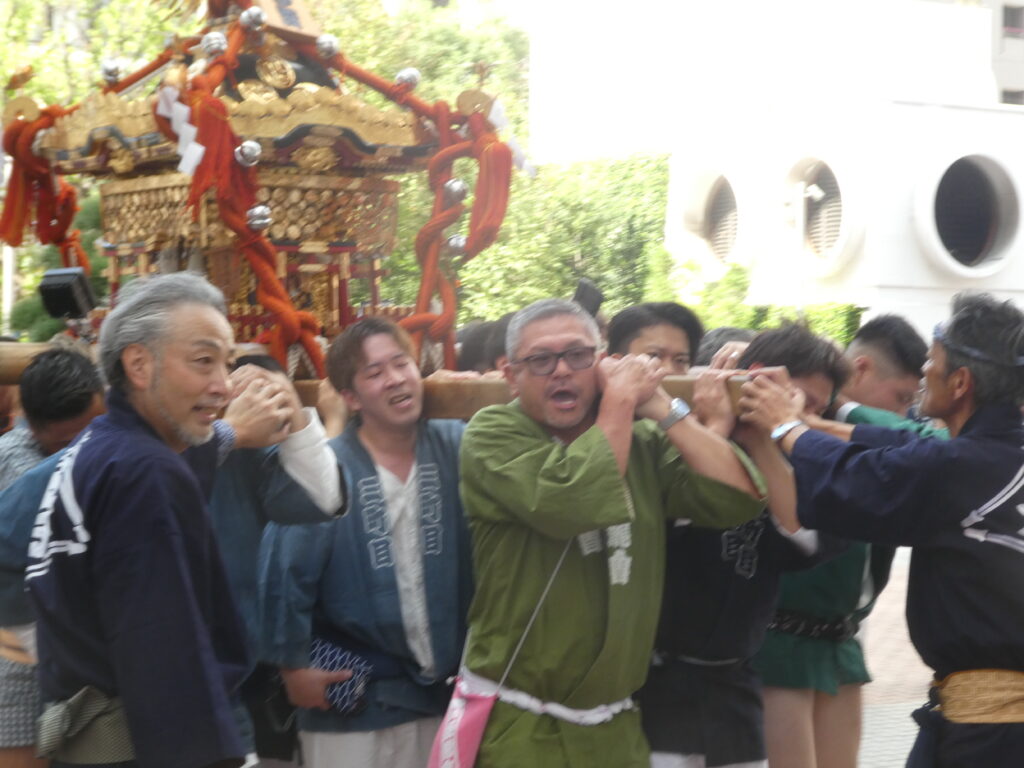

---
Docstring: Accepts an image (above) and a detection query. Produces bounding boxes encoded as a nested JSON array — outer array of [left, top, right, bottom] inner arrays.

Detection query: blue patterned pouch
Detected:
[[309, 637, 374, 715]]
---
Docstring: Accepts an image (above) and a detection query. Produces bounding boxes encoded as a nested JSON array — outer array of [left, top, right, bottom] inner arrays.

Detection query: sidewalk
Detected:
[[858, 548, 931, 768]]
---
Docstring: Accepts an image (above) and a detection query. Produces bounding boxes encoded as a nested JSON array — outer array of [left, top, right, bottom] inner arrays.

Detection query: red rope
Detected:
[[183, 20, 325, 377], [299, 44, 514, 364], [0, 105, 90, 273]]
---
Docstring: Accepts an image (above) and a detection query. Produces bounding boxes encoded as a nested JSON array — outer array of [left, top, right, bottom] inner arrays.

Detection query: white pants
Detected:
[[650, 753, 767, 768], [299, 716, 442, 768]]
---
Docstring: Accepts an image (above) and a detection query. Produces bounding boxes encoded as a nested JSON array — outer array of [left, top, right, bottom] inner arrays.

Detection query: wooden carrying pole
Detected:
[[419, 375, 749, 420], [2, 343, 747, 420], [0, 343, 51, 385]]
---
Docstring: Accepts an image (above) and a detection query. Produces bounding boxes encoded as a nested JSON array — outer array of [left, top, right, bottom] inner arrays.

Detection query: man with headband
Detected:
[[739, 292, 1024, 767]]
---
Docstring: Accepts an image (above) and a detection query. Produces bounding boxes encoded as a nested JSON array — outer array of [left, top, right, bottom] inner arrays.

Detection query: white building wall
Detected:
[[664, 0, 1019, 337]]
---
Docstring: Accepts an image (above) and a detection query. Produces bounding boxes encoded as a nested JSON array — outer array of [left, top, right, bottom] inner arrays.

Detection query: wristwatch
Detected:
[[770, 419, 804, 443], [657, 398, 691, 431]]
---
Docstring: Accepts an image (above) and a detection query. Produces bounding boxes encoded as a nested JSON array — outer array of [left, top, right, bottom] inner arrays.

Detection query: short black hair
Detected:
[[849, 315, 927, 378], [485, 312, 515, 368], [695, 326, 757, 367], [457, 321, 495, 372], [940, 292, 1024, 407], [20, 348, 104, 427], [327, 316, 415, 393], [607, 302, 704, 357], [738, 323, 850, 392], [233, 354, 285, 374]]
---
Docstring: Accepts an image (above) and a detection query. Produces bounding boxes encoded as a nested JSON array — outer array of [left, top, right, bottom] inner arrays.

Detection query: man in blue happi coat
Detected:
[[740, 292, 1024, 767], [258, 316, 472, 768], [24, 273, 335, 768]]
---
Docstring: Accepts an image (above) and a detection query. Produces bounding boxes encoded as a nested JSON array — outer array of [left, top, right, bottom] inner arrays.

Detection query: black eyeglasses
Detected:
[[512, 346, 597, 376]]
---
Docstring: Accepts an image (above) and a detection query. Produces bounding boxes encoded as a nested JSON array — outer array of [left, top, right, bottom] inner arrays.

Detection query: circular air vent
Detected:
[[703, 177, 738, 260], [804, 163, 842, 256], [936, 158, 1002, 266], [915, 154, 1018, 278], [785, 157, 861, 278]]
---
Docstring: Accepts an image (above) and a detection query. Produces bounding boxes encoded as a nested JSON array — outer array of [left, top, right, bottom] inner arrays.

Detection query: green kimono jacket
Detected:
[[460, 402, 765, 768]]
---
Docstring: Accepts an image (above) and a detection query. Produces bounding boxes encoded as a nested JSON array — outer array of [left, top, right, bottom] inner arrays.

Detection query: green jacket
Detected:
[[460, 402, 764, 768]]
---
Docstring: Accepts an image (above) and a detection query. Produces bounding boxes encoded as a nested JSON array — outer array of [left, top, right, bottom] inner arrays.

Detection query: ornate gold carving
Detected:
[[256, 56, 297, 89], [107, 147, 136, 175], [238, 79, 277, 102], [3, 96, 43, 125], [456, 89, 495, 116], [292, 146, 338, 172], [162, 62, 189, 91], [286, 88, 317, 112]]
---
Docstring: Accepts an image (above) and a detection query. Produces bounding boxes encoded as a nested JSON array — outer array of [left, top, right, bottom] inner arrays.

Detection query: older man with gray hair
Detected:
[[454, 298, 765, 768], [25, 273, 293, 768]]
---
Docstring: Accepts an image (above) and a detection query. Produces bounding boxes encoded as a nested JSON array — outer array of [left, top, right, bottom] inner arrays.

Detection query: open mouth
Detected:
[[389, 392, 415, 408], [193, 404, 222, 424], [548, 387, 579, 411]]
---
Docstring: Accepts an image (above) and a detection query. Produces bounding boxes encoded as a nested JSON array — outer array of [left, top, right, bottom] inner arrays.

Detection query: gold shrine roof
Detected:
[[38, 82, 434, 177]]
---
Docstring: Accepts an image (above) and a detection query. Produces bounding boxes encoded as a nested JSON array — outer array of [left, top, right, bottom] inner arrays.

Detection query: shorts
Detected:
[[0, 656, 40, 748], [751, 628, 870, 695]]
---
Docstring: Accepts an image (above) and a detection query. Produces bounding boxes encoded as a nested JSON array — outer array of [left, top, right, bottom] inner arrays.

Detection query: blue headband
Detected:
[[933, 322, 1024, 368]]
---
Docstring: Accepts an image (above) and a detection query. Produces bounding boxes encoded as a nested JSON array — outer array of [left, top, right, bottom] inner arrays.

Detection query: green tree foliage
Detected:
[[696, 264, 864, 346], [0, 0, 175, 106], [2, 0, 860, 346], [8, 193, 105, 340], [454, 154, 670, 320]]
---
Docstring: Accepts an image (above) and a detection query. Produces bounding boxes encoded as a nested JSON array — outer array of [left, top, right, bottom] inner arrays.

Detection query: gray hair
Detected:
[[99, 272, 227, 390], [506, 298, 601, 361], [940, 292, 1024, 407]]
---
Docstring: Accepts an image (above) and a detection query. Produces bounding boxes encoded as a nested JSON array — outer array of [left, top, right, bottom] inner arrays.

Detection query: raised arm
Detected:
[[637, 380, 760, 498], [460, 405, 634, 539]]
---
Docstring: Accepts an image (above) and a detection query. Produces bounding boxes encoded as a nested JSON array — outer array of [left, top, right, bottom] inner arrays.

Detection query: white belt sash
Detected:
[[460, 667, 636, 726]]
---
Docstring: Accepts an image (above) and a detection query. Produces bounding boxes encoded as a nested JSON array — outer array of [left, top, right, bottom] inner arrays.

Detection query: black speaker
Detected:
[[38, 268, 97, 319], [572, 277, 604, 318]]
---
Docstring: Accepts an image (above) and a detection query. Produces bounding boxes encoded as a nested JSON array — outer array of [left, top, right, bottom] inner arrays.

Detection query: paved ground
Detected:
[[858, 548, 932, 767]]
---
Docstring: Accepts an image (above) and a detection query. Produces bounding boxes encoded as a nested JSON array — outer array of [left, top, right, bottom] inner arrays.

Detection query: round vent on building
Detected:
[[703, 177, 738, 260], [803, 163, 842, 256], [934, 157, 1003, 267], [914, 154, 1017, 279]]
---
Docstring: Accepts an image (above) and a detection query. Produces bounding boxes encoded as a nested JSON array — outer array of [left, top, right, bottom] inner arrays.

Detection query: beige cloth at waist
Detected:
[[935, 668, 1024, 723], [0, 628, 33, 666], [37, 686, 135, 763]]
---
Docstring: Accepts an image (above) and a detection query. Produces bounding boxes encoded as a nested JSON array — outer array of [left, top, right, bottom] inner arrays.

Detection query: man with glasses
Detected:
[[457, 298, 765, 768]]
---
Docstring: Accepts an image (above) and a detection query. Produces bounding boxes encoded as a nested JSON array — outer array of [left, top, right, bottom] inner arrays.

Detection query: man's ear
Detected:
[[853, 355, 872, 381], [503, 363, 519, 397], [746, 362, 764, 372], [121, 344, 154, 390], [340, 388, 362, 414], [950, 367, 974, 403]]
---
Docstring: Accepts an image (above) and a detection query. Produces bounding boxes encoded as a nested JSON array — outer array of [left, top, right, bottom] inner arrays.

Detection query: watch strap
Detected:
[[770, 419, 804, 443], [657, 398, 691, 431]]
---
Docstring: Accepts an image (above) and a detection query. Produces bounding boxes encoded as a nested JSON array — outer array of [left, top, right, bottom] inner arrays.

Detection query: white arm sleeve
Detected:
[[771, 517, 820, 556], [277, 408, 343, 515], [835, 401, 862, 423]]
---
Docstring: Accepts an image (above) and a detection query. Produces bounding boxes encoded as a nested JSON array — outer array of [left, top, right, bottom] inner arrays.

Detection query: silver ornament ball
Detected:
[[445, 234, 468, 256], [234, 140, 262, 167], [443, 179, 469, 205], [247, 205, 273, 231], [395, 67, 421, 89], [201, 31, 228, 58], [239, 6, 267, 30], [316, 34, 340, 59], [101, 60, 120, 85]]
